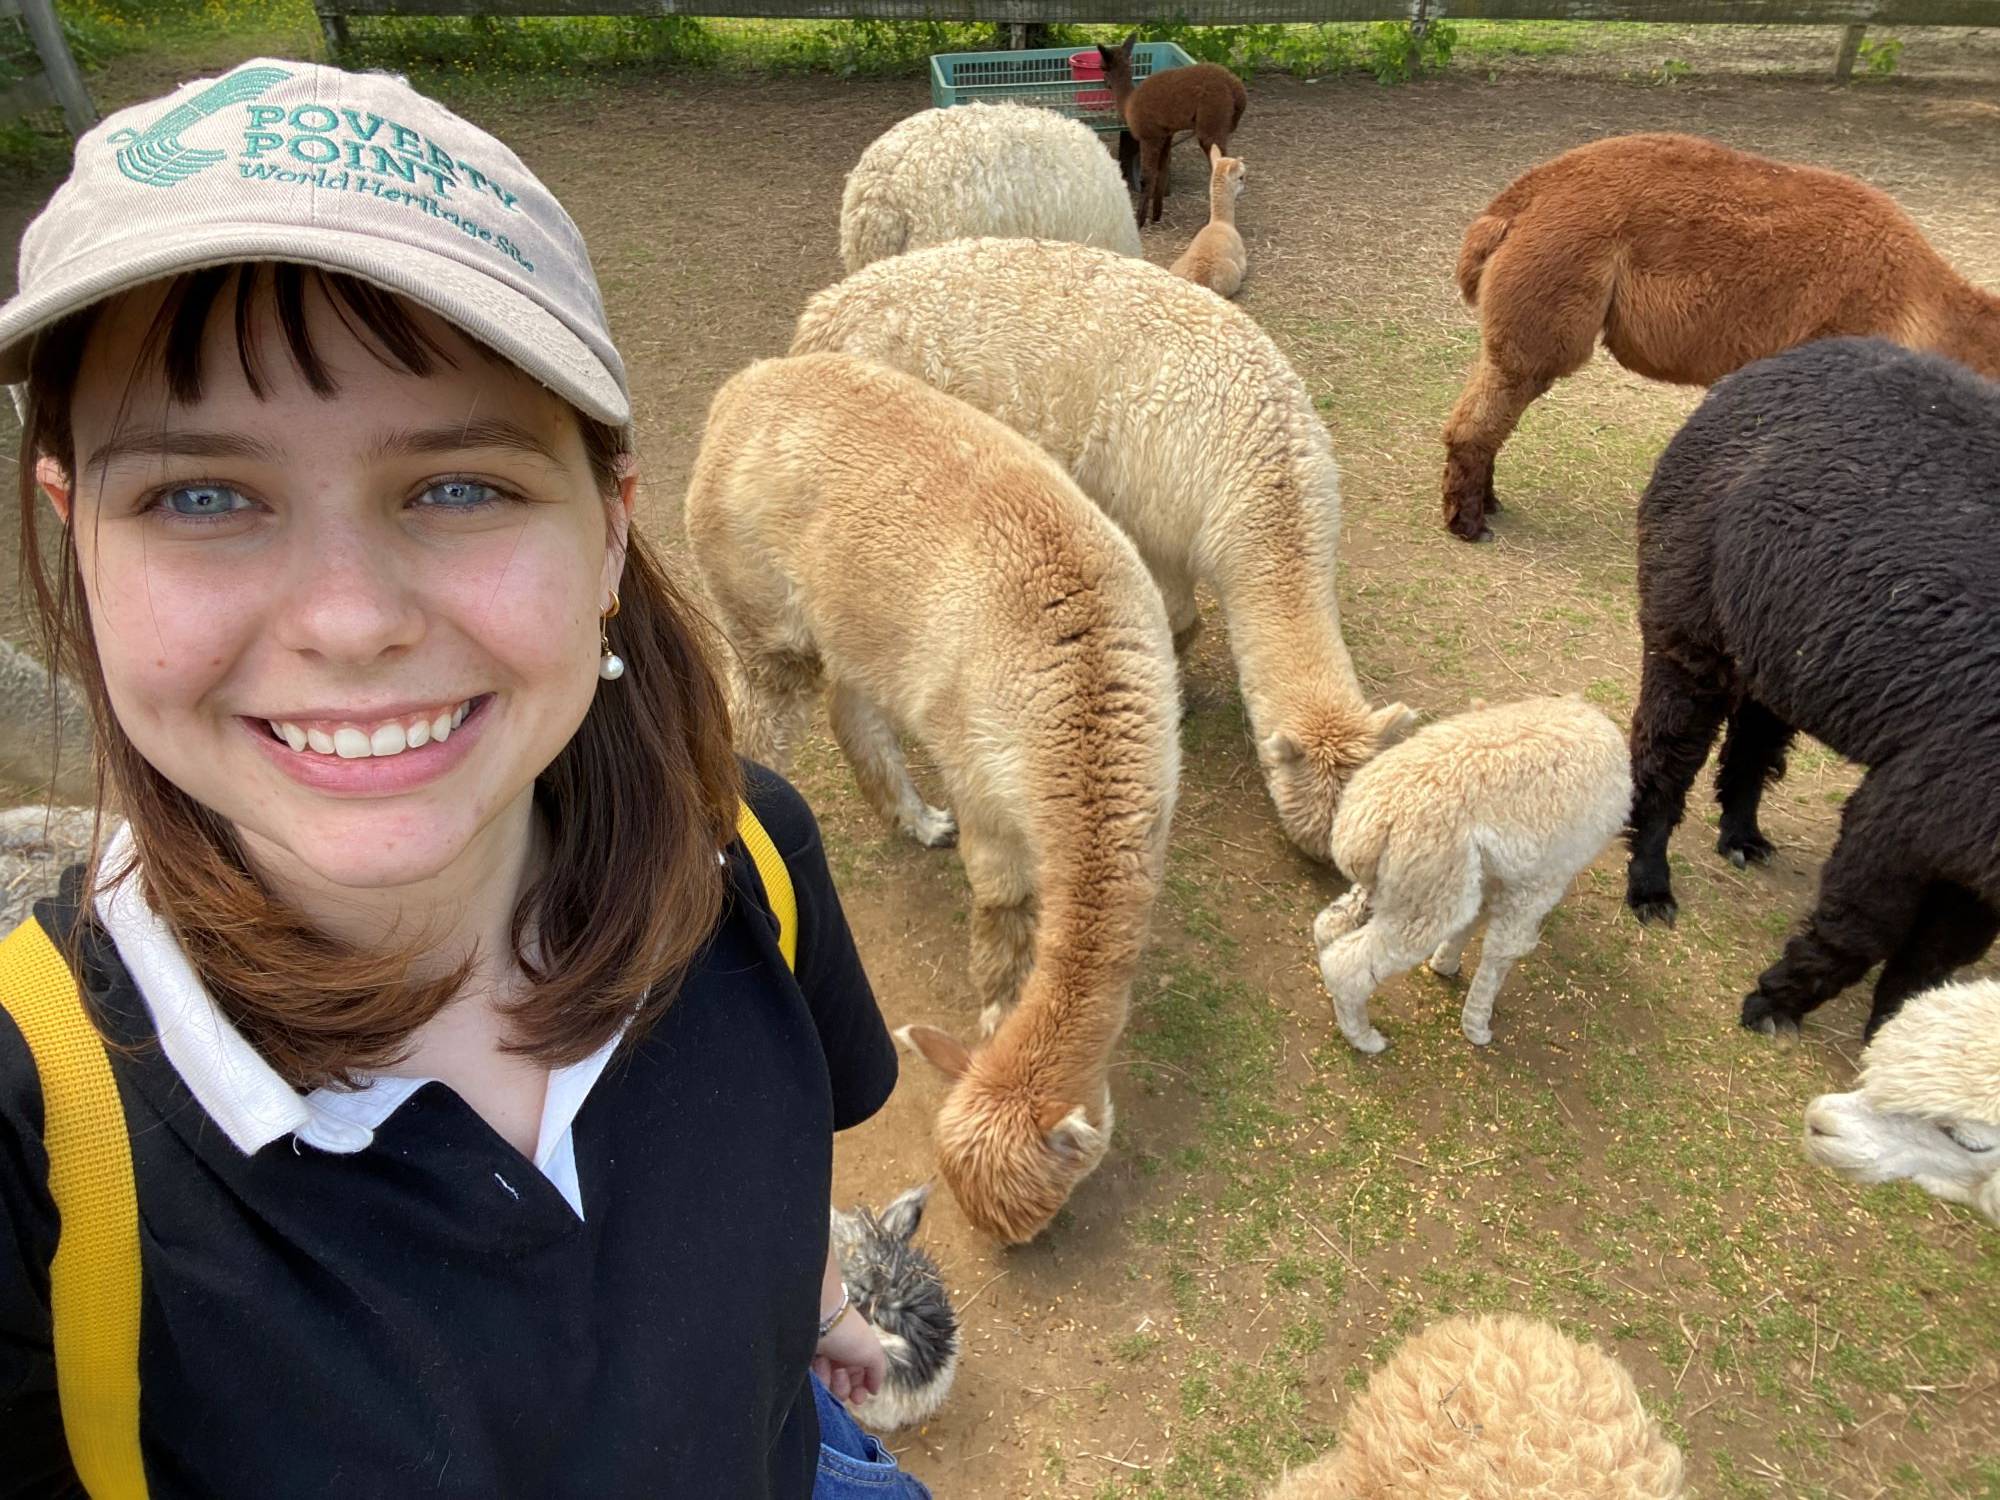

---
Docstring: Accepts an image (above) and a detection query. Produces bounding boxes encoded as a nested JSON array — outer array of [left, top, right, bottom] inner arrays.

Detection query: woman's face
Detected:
[[43, 281, 630, 894]]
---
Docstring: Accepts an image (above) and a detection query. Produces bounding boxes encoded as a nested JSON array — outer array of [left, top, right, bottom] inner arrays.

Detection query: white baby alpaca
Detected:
[[1314, 697, 1631, 1053]]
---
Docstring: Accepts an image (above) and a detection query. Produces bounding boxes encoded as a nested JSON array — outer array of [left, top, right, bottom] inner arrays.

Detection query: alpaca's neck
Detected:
[[991, 891, 1147, 1105], [1207, 178, 1236, 228], [1208, 467, 1368, 738], [1940, 280, 2000, 384]]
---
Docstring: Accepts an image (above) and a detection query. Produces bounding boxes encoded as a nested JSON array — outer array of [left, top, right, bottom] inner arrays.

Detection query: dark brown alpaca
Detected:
[[1098, 34, 1246, 228], [1441, 132, 2000, 542]]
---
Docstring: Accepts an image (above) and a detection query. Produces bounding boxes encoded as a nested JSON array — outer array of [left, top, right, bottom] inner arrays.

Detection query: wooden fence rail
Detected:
[[313, 0, 1996, 79]]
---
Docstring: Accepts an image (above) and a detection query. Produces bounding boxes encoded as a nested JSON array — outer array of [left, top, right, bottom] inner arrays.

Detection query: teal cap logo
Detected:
[[106, 64, 292, 188]]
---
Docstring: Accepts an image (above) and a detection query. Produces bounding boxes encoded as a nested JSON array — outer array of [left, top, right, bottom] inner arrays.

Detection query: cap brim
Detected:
[[0, 223, 629, 427]]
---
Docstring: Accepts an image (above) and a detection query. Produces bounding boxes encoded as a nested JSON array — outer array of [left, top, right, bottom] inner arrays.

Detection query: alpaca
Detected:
[[1168, 147, 1247, 298], [792, 238, 1412, 860], [1098, 33, 1246, 227], [683, 353, 1179, 1243], [1442, 132, 2000, 541], [1, 637, 92, 803], [837, 102, 1140, 274], [830, 1184, 961, 1428], [1624, 337, 2000, 1041], [1804, 978, 2000, 1227], [1264, 1314, 1686, 1499], [1313, 697, 1630, 1053]]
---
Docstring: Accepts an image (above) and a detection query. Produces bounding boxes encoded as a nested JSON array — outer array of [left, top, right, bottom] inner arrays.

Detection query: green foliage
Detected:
[[766, 19, 1003, 77], [1120, 19, 1456, 82], [1859, 33, 1903, 76]]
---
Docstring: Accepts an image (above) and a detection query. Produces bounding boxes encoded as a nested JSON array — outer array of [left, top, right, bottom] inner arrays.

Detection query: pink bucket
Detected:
[[1070, 49, 1111, 111]]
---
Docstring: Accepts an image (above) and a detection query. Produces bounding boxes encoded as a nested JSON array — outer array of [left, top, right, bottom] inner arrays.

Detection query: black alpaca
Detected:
[[1625, 336, 2000, 1039]]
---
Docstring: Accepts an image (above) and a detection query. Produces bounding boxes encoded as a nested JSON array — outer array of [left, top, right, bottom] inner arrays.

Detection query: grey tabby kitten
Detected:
[[830, 1183, 960, 1430]]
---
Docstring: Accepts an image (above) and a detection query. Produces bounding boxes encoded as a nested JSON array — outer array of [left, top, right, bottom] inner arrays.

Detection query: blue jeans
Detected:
[[810, 1372, 934, 1498]]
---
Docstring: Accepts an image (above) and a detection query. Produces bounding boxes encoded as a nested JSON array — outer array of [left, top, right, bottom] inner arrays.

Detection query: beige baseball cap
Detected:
[[0, 57, 629, 425]]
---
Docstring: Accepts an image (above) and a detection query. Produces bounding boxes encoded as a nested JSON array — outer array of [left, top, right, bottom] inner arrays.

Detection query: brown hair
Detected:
[[17, 263, 741, 1087]]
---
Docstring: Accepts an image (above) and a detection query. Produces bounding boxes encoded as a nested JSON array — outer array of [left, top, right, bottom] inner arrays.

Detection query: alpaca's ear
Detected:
[[1096, 43, 1117, 67], [1208, 143, 1221, 164], [1043, 1105, 1108, 1166], [1370, 702, 1420, 748], [880, 1183, 932, 1242], [1120, 30, 1138, 54], [1258, 730, 1304, 769], [896, 1024, 971, 1080]]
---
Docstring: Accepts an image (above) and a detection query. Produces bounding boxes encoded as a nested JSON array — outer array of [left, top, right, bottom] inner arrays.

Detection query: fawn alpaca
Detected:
[[1169, 148, 1247, 298], [684, 353, 1179, 1244], [1443, 133, 2000, 541], [1098, 33, 1246, 226]]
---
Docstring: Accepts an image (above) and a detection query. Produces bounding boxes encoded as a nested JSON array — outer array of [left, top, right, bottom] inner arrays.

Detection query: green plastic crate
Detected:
[[929, 42, 1195, 135]]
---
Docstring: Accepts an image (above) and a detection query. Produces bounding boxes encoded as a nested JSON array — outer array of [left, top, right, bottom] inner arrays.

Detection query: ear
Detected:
[[1120, 31, 1137, 55], [1096, 43, 1116, 67], [1208, 143, 1221, 164], [879, 1182, 932, 1242], [1369, 703, 1420, 748], [1041, 1104, 1108, 1166], [895, 1024, 972, 1081], [602, 457, 637, 604], [829, 1204, 861, 1257], [1257, 730, 1304, 769], [35, 456, 72, 525]]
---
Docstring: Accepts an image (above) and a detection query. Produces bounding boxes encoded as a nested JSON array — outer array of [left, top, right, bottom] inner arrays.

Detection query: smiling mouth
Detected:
[[259, 697, 484, 760]]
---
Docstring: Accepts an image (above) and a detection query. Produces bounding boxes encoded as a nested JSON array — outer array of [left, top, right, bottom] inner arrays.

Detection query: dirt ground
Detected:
[[5, 21, 2000, 1498]]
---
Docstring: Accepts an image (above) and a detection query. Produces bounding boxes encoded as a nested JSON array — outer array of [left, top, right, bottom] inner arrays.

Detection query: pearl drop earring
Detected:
[[598, 592, 625, 682]]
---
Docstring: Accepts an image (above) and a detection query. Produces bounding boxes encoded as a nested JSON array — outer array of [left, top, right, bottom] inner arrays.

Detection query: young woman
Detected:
[[0, 59, 926, 1498]]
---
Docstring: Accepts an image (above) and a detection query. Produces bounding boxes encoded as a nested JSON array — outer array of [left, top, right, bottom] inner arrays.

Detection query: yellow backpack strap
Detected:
[[0, 918, 147, 1499], [734, 801, 797, 973]]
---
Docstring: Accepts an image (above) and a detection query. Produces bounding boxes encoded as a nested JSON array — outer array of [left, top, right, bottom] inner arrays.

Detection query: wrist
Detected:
[[817, 1284, 851, 1340]]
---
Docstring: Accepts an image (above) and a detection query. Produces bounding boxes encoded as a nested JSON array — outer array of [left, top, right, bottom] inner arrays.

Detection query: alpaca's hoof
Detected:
[[1628, 894, 1678, 929], [1717, 829, 1775, 869], [1426, 953, 1462, 979], [1462, 1023, 1493, 1046], [909, 807, 957, 849], [1444, 510, 1494, 543], [1740, 992, 1801, 1039], [1342, 1025, 1389, 1055]]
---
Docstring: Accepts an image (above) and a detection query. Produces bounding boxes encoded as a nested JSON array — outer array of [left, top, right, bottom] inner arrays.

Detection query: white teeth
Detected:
[[276, 701, 469, 758]]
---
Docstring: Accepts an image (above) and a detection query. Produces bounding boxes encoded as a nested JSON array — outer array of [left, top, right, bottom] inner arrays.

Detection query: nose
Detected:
[[1803, 1102, 1840, 1140], [276, 523, 425, 665]]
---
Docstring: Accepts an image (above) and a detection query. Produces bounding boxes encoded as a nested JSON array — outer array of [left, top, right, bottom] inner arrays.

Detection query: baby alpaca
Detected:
[[831, 1184, 961, 1429], [1804, 977, 2000, 1227], [1169, 148, 1247, 298], [685, 353, 1178, 1243], [1314, 697, 1630, 1053], [1264, 1314, 1685, 1499]]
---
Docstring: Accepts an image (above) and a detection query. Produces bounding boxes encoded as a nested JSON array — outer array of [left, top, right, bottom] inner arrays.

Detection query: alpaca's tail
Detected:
[[1455, 211, 1510, 307]]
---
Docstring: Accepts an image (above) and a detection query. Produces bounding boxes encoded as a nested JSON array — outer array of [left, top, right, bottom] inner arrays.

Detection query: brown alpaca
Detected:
[[1098, 34, 1246, 228], [1169, 147, 1247, 298], [683, 353, 1179, 1245], [1441, 132, 2000, 542]]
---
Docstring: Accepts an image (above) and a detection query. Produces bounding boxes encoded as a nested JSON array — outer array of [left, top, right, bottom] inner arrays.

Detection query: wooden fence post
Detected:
[[315, 3, 353, 55], [1833, 22, 1866, 79], [12, 0, 96, 135]]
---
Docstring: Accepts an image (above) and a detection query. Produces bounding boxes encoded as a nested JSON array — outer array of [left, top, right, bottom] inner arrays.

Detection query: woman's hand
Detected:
[[813, 1303, 887, 1406]]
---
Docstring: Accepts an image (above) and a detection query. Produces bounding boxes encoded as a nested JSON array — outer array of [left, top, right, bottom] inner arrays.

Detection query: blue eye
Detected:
[[421, 479, 501, 509], [163, 484, 249, 518]]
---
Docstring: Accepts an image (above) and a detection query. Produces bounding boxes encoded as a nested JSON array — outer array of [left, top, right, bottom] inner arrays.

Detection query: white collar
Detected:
[[91, 824, 620, 1217]]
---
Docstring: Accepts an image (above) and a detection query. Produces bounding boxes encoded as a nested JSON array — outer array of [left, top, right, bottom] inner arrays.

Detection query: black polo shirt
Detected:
[[0, 763, 897, 1499]]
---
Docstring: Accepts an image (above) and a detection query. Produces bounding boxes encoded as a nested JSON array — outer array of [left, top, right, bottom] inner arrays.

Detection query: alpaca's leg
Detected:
[[1625, 648, 1730, 928], [1742, 767, 1926, 1036], [1440, 356, 1550, 542], [1714, 699, 1794, 868], [960, 821, 1038, 1035], [1459, 879, 1564, 1046], [1427, 918, 1478, 979], [1316, 918, 1431, 1054], [1143, 138, 1171, 224], [1157, 566, 1202, 656], [728, 652, 820, 773], [1868, 883, 1999, 1037], [828, 682, 956, 848]]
